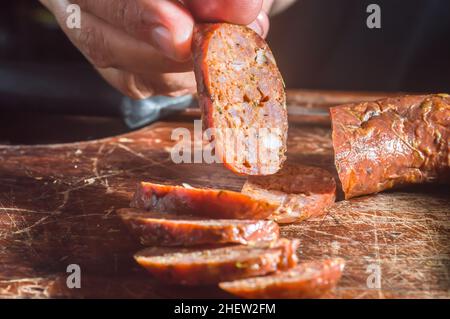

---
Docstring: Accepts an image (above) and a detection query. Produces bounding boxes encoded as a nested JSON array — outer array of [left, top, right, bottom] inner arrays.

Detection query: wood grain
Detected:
[[0, 90, 448, 298]]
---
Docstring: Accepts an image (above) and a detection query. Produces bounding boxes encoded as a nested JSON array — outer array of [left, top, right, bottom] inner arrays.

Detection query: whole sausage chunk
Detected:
[[117, 208, 280, 246], [219, 258, 345, 299], [134, 239, 299, 286], [131, 181, 277, 220], [242, 164, 336, 223], [193, 23, 288, 176], [331, 94, 450, 199]]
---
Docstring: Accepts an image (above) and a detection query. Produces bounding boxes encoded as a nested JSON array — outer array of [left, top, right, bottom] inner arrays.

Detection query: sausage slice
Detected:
[[117, 208, 280, 246], [193, 23, 288, 175], [331, 94, 450, 198], [134, 239, 299, 285], [131, 181, 277, 220], [242, 165, 336, 223], [219, 258, 345, 299]]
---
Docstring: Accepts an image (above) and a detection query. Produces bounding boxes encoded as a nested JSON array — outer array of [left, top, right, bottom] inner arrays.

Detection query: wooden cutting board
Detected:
[[0, 90, 448, 298]]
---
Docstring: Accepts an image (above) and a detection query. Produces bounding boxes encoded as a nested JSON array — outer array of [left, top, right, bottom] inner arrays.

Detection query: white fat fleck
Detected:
[[218, 74, 227, 83], [255, 49, 267, 65], [182, 183, 193, 189], [231, 61, 246, 71], [262, 132, 282, 149]]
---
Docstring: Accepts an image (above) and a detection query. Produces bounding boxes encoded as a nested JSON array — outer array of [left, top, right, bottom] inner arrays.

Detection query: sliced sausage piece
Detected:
[[117, 208, 280, 246], [331, 94, 450, 199], [193, 23, 288, 176], [219, 258, 345, 299], [131, 181, 277, 220], [134, 238, 299, 285], [242, 164, 336, 223]]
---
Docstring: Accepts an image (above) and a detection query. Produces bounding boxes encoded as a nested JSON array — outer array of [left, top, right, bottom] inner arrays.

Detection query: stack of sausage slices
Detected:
[[117, 164, 345, 299]]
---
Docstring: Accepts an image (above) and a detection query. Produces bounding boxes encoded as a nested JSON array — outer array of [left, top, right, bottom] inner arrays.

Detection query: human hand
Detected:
[[40, 0, 274, 99]]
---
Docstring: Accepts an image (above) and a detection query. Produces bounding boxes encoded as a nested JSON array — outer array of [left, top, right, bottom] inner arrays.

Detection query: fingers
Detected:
[[44, 0, 272, 66], [261, 0, 276, 14], [248, 11, 270, 38], [72, 0, 194, 61], [96, 68, 196, 99], [270, 0, 298, 16], [44, 0, 192, 73], [41, 0, 274, 100], [97, 68, 153, 99], [247, 0, 274, 38], [183, 0, 263, 25], [143, 71, 197, 97]]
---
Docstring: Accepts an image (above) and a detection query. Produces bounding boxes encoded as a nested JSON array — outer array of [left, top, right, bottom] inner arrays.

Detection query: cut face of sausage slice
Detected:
[[219, 258, 345, 299], [331, 94, 450, 199], [117, 208, 280, 246], [193, 23, 288, 176], [131, 181, 278, 220], [134, 239, 299, 286], [241, 165, 336, 223]]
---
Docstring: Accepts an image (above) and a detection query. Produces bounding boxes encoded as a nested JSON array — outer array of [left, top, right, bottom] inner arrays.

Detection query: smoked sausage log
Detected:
[[331, 94, 450, 199]]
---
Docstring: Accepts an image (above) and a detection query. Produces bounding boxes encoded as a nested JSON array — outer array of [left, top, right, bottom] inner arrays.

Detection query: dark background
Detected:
[[268, 0, 450, 92], [0, 0, 449, 144]]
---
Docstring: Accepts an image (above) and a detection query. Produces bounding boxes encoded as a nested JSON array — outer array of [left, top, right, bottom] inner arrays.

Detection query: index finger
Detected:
[[72, 0, 194, 61], [183, 0, 263, 25]]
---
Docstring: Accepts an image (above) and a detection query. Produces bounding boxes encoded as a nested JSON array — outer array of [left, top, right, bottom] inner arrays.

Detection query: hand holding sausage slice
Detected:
[[39, 0, 275, 99]]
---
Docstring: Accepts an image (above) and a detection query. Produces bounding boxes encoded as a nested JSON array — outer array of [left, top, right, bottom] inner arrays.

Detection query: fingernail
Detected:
[[151, 25, 177, 60], [248, 20, 264, 37], [248, 12, 269, 38]]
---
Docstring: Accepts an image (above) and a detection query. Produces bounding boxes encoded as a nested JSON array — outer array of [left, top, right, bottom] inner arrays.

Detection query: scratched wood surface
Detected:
[[0, 90, 448, 299]]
